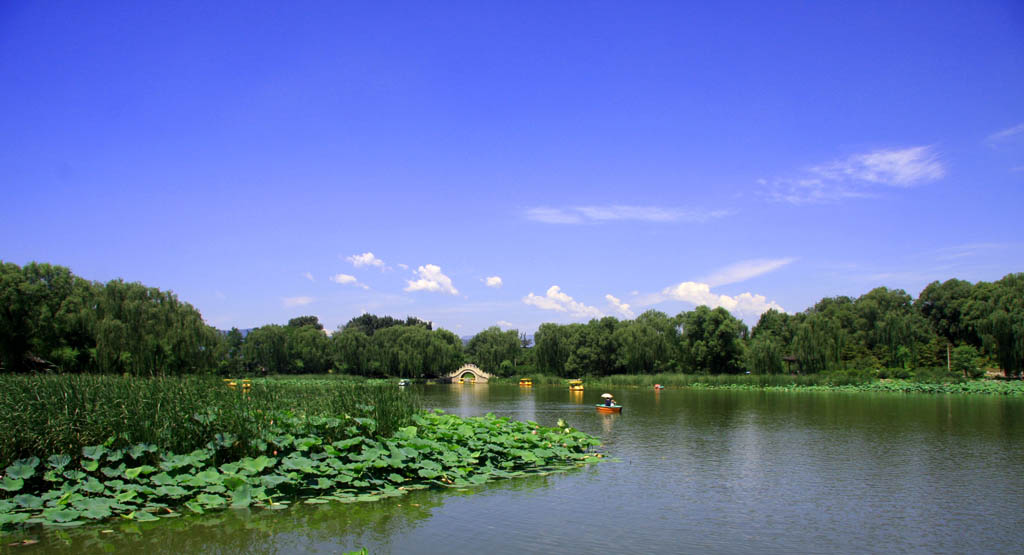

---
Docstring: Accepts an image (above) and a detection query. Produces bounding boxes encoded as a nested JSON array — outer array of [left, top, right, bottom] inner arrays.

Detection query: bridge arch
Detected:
[[444, 364, 493, 383]]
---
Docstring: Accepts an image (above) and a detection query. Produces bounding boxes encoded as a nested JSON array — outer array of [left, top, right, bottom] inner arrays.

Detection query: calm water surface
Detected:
[[17, 385, 1024, 554]]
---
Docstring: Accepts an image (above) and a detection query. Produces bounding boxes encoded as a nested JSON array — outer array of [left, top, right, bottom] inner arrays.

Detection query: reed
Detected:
[[0, 374, 419, 469]]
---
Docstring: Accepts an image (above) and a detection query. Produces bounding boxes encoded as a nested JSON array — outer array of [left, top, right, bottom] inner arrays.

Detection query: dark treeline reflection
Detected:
[[1, 262, 1021, 378]]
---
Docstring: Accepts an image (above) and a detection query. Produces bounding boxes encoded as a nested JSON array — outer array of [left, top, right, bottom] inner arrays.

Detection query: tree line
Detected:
[[1, 261, 1021, 378]]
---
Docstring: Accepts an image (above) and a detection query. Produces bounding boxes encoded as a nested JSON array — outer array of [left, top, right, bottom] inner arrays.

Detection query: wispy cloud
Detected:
[[932, 243, 1006, 261], [283, 296, 313, 307], [526, 205, 729, 224], [523, 286, 603, 319], [484, 276, 503, 288], [605, 294, 634, 318], [302, 272, 314, 282], [330, 273, 369, 290], [765, 146, 945, 204], [346, 252, 386, 269], [700, 258, 796, 287], [405, 264, 459, 295], [987, 122, 1024, 143], [496, 320, 515, 328]]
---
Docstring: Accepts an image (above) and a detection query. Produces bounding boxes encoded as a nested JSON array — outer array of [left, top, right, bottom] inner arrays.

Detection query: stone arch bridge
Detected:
[[444, 364, 493, 383]]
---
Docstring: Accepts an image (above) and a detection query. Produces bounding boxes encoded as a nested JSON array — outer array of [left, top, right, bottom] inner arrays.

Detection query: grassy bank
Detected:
[[0, 375, 602, 532], [491, 372, 1024, 396]]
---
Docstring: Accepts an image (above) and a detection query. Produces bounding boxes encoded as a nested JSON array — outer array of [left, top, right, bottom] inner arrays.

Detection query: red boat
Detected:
[[595, 404, 622, 413]]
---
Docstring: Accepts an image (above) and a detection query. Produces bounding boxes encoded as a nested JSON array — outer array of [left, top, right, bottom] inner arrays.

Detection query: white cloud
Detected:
[[397, 263, 409, 270], [484, 276, 503, 288], [283, 296, 313, 307], [987, 122, 1024, 143], [523, 286, 604, 319], [405, 264, 459, 295], [605, 294, 634, 318], [347, 252, 385, 269], [303, 272, 314, 281], [330, 273, 369, 290], [526, 205, 729, 224], [658, 281, 784, 319], [497, 320, 515, 328], [701, 258, 795, 287], [766, 146, 945, 204]]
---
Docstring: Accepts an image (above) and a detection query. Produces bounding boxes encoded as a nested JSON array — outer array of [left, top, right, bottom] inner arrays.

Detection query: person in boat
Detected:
[[604, 396, 614, 406]]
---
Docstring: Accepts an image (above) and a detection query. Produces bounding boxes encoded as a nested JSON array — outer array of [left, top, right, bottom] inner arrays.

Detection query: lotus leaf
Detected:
[[79, 459, 100, 472], [42, 507, 80, 523], [80, 478, 106, 494], [239, 456, 275, 474], [229, 485, 253, 508], [82, 445, 108, 460], [331, 436, 364, 450], [124, 465, 156, 479], [115, 490, 137, 503], [222, 475, 246, 491], [150, 472, 177, 486], [128, 443, 158, 459], [295, 437, 322, 451], [6, 458, 38, 480], [195, 494, 226, 508], [1, 476, 24, 491], [183, 501, 204, 514], [259, 474, 289, 489], [155, 485, 189, 498], [14, 493, 44, 509], [0, 513, 31, 526], [127, 510, 160, 522]]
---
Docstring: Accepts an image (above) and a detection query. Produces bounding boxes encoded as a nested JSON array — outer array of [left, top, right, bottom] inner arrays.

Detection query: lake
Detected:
[[18, 385, 1024, 553]]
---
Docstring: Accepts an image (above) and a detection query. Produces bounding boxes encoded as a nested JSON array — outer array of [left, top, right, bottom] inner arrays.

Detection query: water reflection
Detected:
[[20, 471, 570, 553]]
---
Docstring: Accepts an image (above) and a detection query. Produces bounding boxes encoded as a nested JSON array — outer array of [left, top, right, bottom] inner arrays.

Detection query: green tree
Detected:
[[287, 315, 323, 330], [241, 325, 288, 374], [677, 306, 747, 374], [467, 327, 520, 375], [967, 274, 1024, 378], [565, 317, 620, 376]]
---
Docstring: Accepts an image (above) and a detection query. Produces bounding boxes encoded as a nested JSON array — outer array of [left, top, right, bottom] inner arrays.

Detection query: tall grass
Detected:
[[0, 374, 419, 469]]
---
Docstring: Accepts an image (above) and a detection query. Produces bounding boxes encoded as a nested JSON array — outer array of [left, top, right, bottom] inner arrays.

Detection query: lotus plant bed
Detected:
[[0, 410, 602, 531]]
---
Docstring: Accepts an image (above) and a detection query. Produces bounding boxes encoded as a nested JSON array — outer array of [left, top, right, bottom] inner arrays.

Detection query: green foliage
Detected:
[[678, 307, 747, 374], [0, 380, 602, 532], [0, 375, 421, 470], [951, 345, 984, 378], [466, 327, 520, 375]]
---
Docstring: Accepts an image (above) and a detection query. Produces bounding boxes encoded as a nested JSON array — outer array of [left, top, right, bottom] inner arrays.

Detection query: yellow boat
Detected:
[[568, 379, 584, 391], [519, 378, 533, 387]]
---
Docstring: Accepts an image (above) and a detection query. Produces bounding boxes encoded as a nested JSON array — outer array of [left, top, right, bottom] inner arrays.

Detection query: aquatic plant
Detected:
[[0, 374, 419, 470], [0, 389, 601, 532]]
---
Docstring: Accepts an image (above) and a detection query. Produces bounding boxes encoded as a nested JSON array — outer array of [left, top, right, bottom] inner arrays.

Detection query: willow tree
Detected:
[[968, 274, 1024, 378]]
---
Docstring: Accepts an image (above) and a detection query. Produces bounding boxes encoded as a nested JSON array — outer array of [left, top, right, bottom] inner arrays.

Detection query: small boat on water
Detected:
[[519, 378, 533, 387], [568, 379, 584, 391], [595, 404, 622, 413], [398, 380, 410, 387], [654, 384, 664, 390]]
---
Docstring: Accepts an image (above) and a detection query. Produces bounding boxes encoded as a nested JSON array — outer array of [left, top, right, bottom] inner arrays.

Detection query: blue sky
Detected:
[[2, 1, 1022, 335]]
